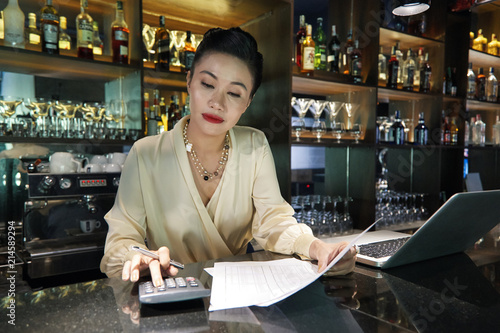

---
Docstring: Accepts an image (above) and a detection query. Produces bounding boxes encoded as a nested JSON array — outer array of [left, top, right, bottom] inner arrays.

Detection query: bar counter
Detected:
[[2, 230, 500, 333]]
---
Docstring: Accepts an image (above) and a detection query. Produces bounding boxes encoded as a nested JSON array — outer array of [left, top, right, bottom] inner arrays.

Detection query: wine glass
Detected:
[[170, 30, 186, 67], [311, 100, 328, 123], [0, 96, 23, 132], [332, 122, 345, 143], [292, 118, 306, 142], [24, 98, 51, 138], [343, 102, 360, 131], [294, 98, 314, 121], [325, 101, 344, 129], [351, 123, 363, 143], [312, 120, 326, 142], [142, 24, 156, 61]]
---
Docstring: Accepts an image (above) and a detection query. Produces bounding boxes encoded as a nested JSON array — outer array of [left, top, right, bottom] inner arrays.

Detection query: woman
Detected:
[[100, 27, 356, 288]]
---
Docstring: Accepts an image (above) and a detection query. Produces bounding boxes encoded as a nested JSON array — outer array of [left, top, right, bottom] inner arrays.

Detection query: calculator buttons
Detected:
[[175, 277, 187, 287], [138, 277, 210, 304]]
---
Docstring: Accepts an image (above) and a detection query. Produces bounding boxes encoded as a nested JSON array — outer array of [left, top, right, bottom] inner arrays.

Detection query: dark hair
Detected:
[[189, 27, 263, 98]]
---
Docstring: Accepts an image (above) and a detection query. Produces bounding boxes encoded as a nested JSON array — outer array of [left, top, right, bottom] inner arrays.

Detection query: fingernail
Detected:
[[156, 279, 164, 287], [132, 271, 138, 281]]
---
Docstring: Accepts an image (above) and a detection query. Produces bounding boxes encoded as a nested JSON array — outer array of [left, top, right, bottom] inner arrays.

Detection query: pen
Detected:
[[131, 245, 184, 269]]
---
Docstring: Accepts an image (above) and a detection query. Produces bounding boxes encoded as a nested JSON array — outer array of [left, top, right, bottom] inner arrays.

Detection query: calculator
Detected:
[[138, 277, 211, 304]]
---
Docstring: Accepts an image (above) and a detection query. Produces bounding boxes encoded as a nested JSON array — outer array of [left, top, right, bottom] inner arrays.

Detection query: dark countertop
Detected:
[[2, 232, 500, 333]]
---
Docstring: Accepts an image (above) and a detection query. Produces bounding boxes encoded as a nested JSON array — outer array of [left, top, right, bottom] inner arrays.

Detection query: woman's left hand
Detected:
[[308, 240, 356, 275]]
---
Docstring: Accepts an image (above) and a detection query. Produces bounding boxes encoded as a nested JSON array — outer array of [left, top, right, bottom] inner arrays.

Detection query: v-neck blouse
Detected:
[[100, 116, 316, 277]]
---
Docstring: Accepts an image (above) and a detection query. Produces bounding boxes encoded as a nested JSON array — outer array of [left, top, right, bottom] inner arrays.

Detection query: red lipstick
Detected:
[[202, 113, 224, 124]]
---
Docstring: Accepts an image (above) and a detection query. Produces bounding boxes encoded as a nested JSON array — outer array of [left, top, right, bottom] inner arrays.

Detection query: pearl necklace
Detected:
[[183, 122, 230, 181]]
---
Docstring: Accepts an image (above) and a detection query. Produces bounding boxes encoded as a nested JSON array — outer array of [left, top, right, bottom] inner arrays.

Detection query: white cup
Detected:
[[80, 219, 101, 233], [103, 163, 121, 173], [83, 163, 103, 173], [49, 152, 80, 173], [107, 152, 127, 165], [90, 155, 108, 165]]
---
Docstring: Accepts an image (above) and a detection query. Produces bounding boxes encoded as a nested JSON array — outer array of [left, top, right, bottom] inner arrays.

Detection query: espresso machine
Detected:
[[21, 171, 120, 280]]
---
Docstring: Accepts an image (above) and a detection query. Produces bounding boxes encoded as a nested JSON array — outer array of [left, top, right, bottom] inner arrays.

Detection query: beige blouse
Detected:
[[100, 116, 316, 277]]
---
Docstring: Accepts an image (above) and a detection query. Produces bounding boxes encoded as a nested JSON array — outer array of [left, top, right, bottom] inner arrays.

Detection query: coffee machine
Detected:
[[22, 172, 120, 279]]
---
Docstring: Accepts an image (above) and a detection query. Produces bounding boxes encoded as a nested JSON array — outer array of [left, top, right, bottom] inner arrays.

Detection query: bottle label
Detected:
[[41, 13, 58, 22], [303, 46, 315, 70], [78, 22, 93, 44], [351, 58, 362, 76], [347, 46, 353, 55], [43, 24, 58, 44], [185, 51, 195, 69], [405, 68, 415, 87], [114, 30, 128, 42], [29, 33, 41, 45], [158, 39, 170, 54], [59, 40, 71, 50], [120, 45, 128, 56], [327, 55, 335, 62]]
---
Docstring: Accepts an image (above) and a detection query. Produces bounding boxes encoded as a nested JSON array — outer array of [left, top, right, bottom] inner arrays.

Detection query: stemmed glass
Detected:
[[325, 101, 344, 129], [312, 120, 326, 142], [343, 102, 360, 131], [294, 98, 314, 121], [351, 123, 363, 143], [417, 193, 428, 221], [170, 30, 186, 68], [24, 98, 51, 138], [292, 118, 306, 142], [0, 96, 23, 133], [403, 118, 414, 143], [332, 122, 345, 143]]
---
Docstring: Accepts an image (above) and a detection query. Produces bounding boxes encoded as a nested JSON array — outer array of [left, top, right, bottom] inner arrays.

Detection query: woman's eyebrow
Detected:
[[200, 70, 248, 91]]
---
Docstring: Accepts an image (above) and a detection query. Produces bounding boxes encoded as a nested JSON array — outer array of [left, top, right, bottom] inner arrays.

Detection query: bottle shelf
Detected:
[[379, 27, 444, 51], [292, 68, 375, 95], [466, 99, 500, 111], [143, 62, 188, 90], [468, 49, 500, 70], [377, 87, 441, 102], [0, 136, 136, 145], [0, 44, 139, 82]]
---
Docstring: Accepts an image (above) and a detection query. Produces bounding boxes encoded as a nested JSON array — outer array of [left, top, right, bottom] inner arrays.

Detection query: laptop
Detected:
[[330, 190, 500, 269]]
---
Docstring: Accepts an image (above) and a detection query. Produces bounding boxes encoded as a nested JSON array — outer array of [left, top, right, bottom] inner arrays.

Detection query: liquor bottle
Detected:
[[378, 46, 387, 83], [76, 0, 94, 60], [451, 67, 458, 96], [472, 29, 487, 52], [350, 40, 362, 83], [40, 0, 59, 54], [172, 96, 182, 127], [58, 16, 71, 50], [395, 42, 403, 85], [92, 21, 103, 55], [442, 116, 451, 145], [464, 115, 470, 147], [450, 118, 458, 145], [493, 115, 500, 146], [25, 13, 41, 45], [181, 31, 196, 72], [144, 92, 150, 136], [149, 89, 160, 136], [473, 114, 486, 146], [313, 17, 326, 70], [414, 112, 428, 145], [301, 24, 315, 73], [444, 67, 453, 95], [419, 53, 432, 93], [476, 67, 486, 101], [167, 96, 176, 130], [486, 67, 498, 102], [414, 47, 424, 89], [467, 63, 476, 99], [111, 0, 129, 64], [469, 31, 474, 48], [344, 29, 354, 75], [488, 34, 498, 56], [327, 25, 341, 73], [296, 15, 306, 68], [155, 15, 170, 71], [3, 0, 25, 48], [146, 92, 157, 136], [159, 96, 167, 132], [390, 110, 405, 145], [402, 48, 416, 91], [0, 11, 4, 39], [387, 46, 399, 89]]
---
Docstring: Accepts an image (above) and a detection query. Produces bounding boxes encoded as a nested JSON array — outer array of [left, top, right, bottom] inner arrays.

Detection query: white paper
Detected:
[[208, 220, 379, 311]]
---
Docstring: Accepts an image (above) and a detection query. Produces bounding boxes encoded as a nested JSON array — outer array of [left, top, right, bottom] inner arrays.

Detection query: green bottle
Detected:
[[314, 17, 326, 70]]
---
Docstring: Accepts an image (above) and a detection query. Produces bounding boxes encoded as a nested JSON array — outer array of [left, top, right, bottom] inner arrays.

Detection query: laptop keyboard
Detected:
[[358, 237, 411, 259]]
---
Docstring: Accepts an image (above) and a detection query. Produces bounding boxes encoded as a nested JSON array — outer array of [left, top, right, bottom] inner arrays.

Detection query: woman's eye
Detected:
[[228, 92, 241, 98], [201, 82, 214, 89]]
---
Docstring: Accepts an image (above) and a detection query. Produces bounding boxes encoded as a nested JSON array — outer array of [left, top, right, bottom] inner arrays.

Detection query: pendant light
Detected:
[[392, 1, 430, 16]]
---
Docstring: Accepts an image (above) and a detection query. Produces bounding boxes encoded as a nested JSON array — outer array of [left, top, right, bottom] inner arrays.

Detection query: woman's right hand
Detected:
[[122, 246, 179, 287]]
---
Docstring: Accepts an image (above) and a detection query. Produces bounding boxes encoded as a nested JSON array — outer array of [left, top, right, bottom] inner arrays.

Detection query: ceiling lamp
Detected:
[[392, 1, 430, 16]]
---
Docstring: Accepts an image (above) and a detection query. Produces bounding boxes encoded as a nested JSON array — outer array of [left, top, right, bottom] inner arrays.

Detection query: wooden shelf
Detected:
[[0, 45, 140, 82], [143, 62, 188, 91], [469, 49, 500, 70], [466, 99, 500, 111], [379, 27, 444, 52], [377, 87, 441, 102], [292, 69, 375, 96]]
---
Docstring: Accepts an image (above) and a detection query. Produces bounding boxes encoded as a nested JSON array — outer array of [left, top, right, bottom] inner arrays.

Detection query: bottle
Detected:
[[3, 0, 25, 48], [387, 46, 399, 89], [40, 0, 59, 54], [467, 63, 476, 99], [155, 15, 170, 71], [146, 92, 157, 136], [350, 40, 362, 83], [472, 29, 487, 52], [474, 114, 486, 146], [395, 42, 404, 86], [92, 21, 103, 55], [76, 0, 94, 60], [476, 67, 486, 101], [167, 95, 176, 130], [488, 34, 498, 56], [313, 17, 326, 70], [172, 96, 182, 127], [390, 110, 405, 145], [450, 118, 458, 145], [414, 112, 428, 145], [470, 31, 474, 48], [464, 115, 470, 147], [344, 29, 354, 75], [469, 116, 476, 146], [159, 96, 167, 132], [181, 31, 196, 73], [327, 25, 341, 73], [442, 116, 451, 145], [25, 13, 41, 45], [58, 16, 71, 50], [301, 24, 315, 73], [414, 47, 424, 89], [144, 92, 150, 136], [111, 0, 129, 64], [486, 67, 498, 102], [444, 67, 453, 95], [295, 15, 306, 68], [403, 48, 416, 91], [493, 115, 500, 146], [419, 53, 432, 93], [0, 11, 4, 39], [378, 46, 387, 83], [450, 67, 458, 96], [150, 89, 160, 136]]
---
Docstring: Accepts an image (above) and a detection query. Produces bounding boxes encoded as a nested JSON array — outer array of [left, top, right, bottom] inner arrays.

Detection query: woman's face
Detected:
[[187, 52, 253, 137]]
